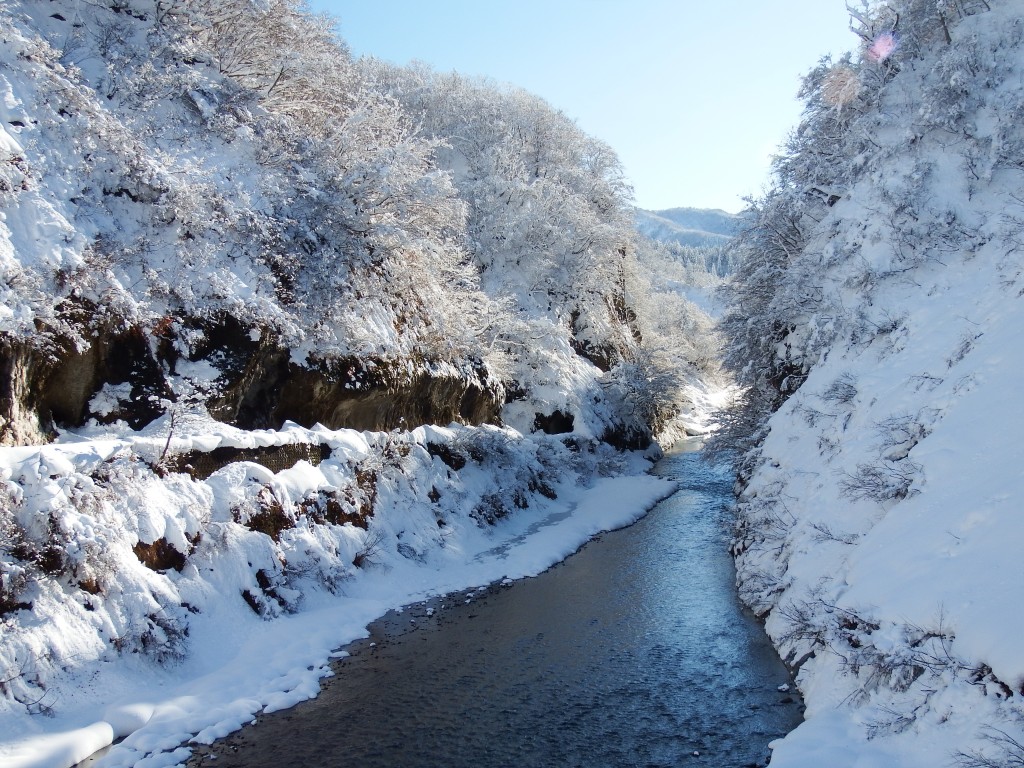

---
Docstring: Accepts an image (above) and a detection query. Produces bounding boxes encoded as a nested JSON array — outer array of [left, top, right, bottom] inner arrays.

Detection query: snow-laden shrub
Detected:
[[821, 373, 858, 405], [956, 727, 1024, 768]]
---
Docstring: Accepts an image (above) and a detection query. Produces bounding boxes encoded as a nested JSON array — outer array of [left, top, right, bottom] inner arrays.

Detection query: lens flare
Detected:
[[866, 31, 898, 62]]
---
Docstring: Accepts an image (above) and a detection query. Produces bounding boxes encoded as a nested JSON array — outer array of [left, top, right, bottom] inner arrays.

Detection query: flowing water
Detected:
[[188, 443, 803, 767]]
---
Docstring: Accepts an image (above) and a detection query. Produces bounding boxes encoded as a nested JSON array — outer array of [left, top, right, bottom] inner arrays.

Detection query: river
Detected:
[[186, 442, 803, 767]]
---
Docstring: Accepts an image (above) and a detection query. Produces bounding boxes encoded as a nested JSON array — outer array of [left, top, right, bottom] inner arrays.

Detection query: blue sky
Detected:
[[306, 1, 857, 213]]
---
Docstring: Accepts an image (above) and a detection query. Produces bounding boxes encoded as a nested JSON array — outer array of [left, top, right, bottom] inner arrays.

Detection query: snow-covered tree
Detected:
[[357, 62, 639, 368]]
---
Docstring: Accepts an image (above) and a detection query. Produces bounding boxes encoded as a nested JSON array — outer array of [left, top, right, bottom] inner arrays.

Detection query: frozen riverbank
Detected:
[[184, 442, 802, 768], [1, 421, 674, 768]]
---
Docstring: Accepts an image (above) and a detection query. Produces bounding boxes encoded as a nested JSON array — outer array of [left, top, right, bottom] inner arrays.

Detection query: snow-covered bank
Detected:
[[719, 1, 1024, 764], [738, 260, 1024, 766], [0, 421, 674, 768]]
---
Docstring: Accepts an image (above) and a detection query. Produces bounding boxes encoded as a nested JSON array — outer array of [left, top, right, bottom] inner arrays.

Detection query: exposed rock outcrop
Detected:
[[0, 316, 503, 446], [0, 324, 168, 445]]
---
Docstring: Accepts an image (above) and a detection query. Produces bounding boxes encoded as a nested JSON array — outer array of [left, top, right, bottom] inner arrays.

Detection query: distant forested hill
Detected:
[[635, 206, 742, 248]]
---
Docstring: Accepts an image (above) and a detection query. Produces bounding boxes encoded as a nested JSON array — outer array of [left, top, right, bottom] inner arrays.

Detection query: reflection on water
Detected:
[[191, 444, 802, 767]]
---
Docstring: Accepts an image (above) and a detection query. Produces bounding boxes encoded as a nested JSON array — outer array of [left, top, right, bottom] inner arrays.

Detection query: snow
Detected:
[[0, 2, 728, 766], [15, 0, 1024, 764], [725, 2, 1024, 765], [0, 420, 674, 768], [746, 271, 1024, 760]]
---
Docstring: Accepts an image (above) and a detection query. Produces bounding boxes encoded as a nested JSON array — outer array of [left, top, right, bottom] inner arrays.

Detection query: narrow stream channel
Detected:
[[187, 442, 803, 767]]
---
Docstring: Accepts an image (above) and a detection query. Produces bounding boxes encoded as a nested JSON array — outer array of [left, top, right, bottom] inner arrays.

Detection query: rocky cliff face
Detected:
[[0, 322, 169, 444], [0, 338, 52, 445], [0, 316, 503, 444], [208, 349, 501, 433]]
